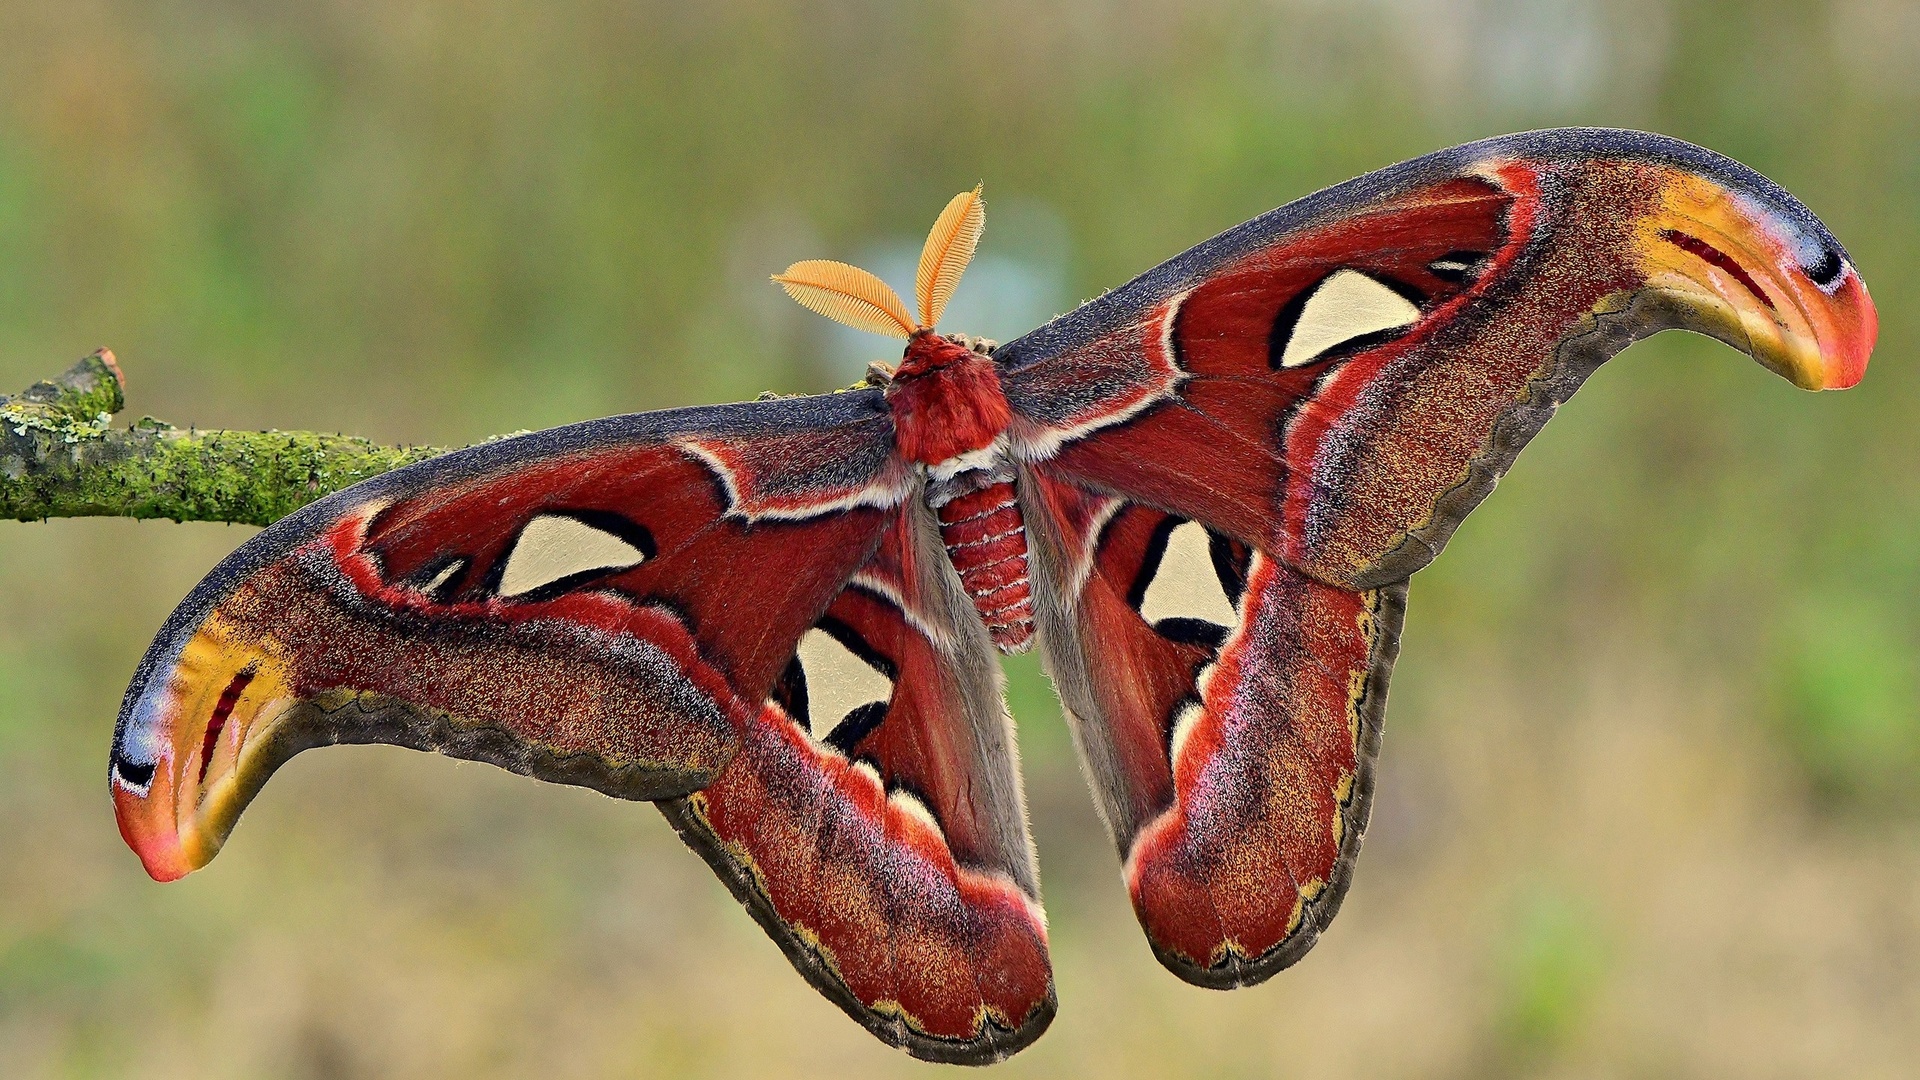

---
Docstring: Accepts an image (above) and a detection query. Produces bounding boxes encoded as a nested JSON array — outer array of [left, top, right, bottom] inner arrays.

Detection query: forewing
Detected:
[[998, 128, 1871, 588], [111, 391, 910, 882], [659, 492, 1052, 1065]]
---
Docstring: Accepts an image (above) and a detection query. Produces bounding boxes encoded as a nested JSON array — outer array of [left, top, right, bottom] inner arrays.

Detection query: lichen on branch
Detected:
[[2, 350, 448, 525]]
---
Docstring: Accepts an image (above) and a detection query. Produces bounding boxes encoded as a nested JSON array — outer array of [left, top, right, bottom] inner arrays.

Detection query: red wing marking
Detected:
[[316, 507, 749, 758], [1274, 163, 1554, 585], [664, 710, 1050, 1057]]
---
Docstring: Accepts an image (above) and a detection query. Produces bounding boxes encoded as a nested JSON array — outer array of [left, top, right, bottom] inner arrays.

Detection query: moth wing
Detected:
[[1000, 129, 1873, 984], [111, 390, 910, 882], [1022, 473, 1401, 985], [661, 492, 1053, 1064]]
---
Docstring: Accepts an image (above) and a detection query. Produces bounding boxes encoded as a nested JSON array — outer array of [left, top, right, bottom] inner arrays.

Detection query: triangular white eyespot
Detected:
[[1140, 522, 1237, 628], [498, 514, 648, 598], [795, 628, 892, 735], [889, 787, 944, 837], [1278, 269, 1421, 367], [420, 559, 464, 596], [1168, 701, 1205, 768]]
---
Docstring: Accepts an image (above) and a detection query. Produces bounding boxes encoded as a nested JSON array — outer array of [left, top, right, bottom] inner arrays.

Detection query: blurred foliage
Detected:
[[1774, 591, 1920, 810], [1, 0, 1917, 1076], [1490, 883, 1609, 1071]]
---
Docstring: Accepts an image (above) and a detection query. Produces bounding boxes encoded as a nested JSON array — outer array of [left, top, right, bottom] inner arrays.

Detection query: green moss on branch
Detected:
[[2, 350, 449, 525]]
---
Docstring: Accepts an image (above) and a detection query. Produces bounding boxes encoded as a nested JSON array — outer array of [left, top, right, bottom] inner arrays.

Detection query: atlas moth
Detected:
[[109, 129, 1875, 1064]]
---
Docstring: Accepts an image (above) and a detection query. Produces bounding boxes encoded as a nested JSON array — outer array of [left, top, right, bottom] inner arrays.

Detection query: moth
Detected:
[[109, 129, 1876, 1064]]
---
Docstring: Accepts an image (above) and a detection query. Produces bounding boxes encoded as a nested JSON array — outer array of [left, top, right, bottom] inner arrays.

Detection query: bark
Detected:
[[1, 350, 449, 525]]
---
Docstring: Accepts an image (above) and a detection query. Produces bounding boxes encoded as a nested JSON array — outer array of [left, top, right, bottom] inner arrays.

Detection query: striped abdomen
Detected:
[[933, 479, 1034, 654]]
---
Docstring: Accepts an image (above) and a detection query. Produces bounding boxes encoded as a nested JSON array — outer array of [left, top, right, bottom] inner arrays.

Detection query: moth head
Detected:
[[110, 610, 299, 881], [770, 185, 987, 352], [1607, 156, 1876, 391]]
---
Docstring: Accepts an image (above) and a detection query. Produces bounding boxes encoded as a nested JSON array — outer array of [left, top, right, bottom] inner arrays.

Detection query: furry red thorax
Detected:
[[886, 333, 1012, 465]]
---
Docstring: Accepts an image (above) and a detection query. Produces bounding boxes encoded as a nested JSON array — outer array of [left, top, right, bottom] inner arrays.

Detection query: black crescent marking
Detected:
[[413, 555, 469, 600], [114, 756, 156, 790], [1154, 617, 1231, 650], [1209, 531, 1250, 607], [1426, 249, 1489, 283], [1806, 247, 1845, 289], [774, 654, 812, 731], [1126, 515, 1181, 612], [1168, 288, 1192, 372], [815, 614, 898, 682], [825, 703, 890, 756]]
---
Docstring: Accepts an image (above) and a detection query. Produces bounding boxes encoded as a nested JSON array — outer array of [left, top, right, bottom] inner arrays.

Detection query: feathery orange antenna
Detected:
[[773, 187, 987, 337], [772, 259, 918, 338], [916, 185, 985, 329]]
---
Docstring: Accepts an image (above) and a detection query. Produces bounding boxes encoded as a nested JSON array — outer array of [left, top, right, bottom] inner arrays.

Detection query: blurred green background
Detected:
[[2, 1, 1916, 1076]]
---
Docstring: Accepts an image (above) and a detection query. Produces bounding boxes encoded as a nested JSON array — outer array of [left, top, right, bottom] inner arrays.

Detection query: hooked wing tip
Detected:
[[1470, 132, 1883, 394], [110, 642, 299, 882], [1628, 168, 1877, 392], [1453, 130, 1877, 392]]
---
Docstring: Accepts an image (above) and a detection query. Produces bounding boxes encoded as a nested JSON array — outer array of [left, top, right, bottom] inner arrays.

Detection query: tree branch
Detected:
[[2, 351, 450, 525]]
